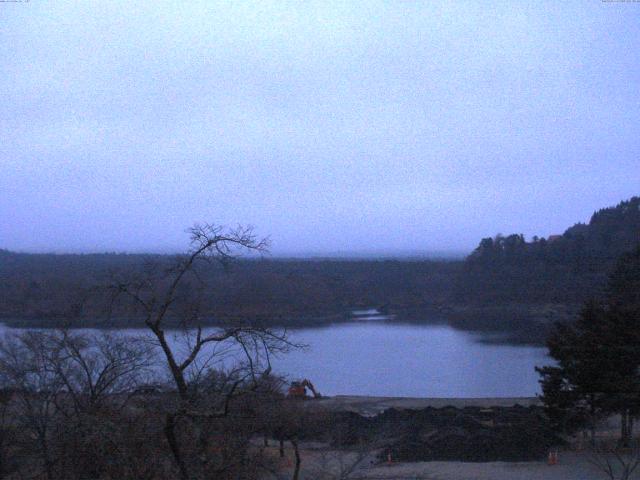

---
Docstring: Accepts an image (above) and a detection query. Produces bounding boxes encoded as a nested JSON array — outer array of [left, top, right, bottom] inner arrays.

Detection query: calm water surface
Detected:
[[0, 322, 550, 398], [273, 323, 550, 397]]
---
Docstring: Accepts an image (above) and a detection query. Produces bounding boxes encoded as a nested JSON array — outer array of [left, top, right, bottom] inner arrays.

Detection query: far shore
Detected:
[[0, 301, 569, 346]]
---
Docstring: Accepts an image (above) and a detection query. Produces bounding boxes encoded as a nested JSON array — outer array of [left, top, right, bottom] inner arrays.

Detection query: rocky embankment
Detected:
[[305, 396, 558, 462]]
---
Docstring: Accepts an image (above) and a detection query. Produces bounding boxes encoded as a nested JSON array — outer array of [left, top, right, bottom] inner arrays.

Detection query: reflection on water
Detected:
[[350, 308, 395, 322], [0, 322, 550, 398]]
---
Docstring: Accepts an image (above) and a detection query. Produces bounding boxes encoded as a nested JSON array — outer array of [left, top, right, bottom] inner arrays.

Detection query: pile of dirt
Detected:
[[322, 405, 561, 462]]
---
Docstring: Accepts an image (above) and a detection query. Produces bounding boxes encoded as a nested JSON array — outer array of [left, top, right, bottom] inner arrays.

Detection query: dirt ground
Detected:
[[265, 445, 613, 480], [359, 452, 607, 479], [262, 396, 632, 479]]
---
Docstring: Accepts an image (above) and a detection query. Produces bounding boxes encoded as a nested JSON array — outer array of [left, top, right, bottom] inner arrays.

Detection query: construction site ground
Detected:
[[262, 396, 629, 480], [312, 395, 541, 416], [266, 445, 609, 480]]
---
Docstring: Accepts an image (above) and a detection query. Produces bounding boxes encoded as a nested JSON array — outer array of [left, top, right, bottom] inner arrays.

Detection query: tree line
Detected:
[[1, 196, 638, 334], [0, 249, 459, 327], [456, 196, 640, 305]]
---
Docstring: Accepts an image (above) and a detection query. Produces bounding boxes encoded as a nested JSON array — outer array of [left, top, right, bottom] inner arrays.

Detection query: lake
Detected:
[[0, 320, 550, 398], [273, 322, 550, 397]]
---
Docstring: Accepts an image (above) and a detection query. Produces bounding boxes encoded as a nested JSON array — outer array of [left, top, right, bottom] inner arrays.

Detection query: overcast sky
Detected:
[[1, 1, 639, 256]]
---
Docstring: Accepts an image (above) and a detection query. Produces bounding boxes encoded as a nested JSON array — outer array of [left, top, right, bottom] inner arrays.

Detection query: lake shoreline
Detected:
[[0, 302, 566, 346]]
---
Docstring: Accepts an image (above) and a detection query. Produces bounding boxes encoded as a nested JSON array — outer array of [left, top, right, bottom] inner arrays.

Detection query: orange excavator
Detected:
[[287, 379, 321, 399]]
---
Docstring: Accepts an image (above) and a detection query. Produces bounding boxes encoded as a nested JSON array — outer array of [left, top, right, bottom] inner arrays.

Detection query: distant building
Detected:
[[547, 234, 563, 242]]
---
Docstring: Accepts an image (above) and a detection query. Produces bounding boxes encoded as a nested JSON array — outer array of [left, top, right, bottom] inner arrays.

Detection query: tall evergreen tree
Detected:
[[538, 246, 640, 446]]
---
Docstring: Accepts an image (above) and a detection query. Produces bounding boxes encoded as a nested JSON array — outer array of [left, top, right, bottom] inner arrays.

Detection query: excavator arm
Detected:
[[302, 379, 321, 398]]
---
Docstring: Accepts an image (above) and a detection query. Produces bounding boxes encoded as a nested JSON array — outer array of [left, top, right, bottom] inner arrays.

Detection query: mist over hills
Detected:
[[0, 196, 638, 335]]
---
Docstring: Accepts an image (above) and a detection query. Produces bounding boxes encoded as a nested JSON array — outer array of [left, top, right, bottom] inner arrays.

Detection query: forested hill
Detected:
[[0, 196, 638, 328], [0, 250, 459, 326], [456, 196, 640, 305]]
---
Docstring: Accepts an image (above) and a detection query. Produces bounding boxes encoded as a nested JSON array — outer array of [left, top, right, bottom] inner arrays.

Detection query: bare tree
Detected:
[[0, 329, 156, 480], [44, 330, 155, 416], [0, 331, 66, 479], [0, 388, 17, 479], [109, 224, 299, 480], [0, 226, 300, 480], [588, 441, 640, 480]]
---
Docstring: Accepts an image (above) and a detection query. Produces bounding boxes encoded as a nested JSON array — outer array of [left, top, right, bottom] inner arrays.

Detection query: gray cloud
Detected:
[[1, 1, 639, 254]]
